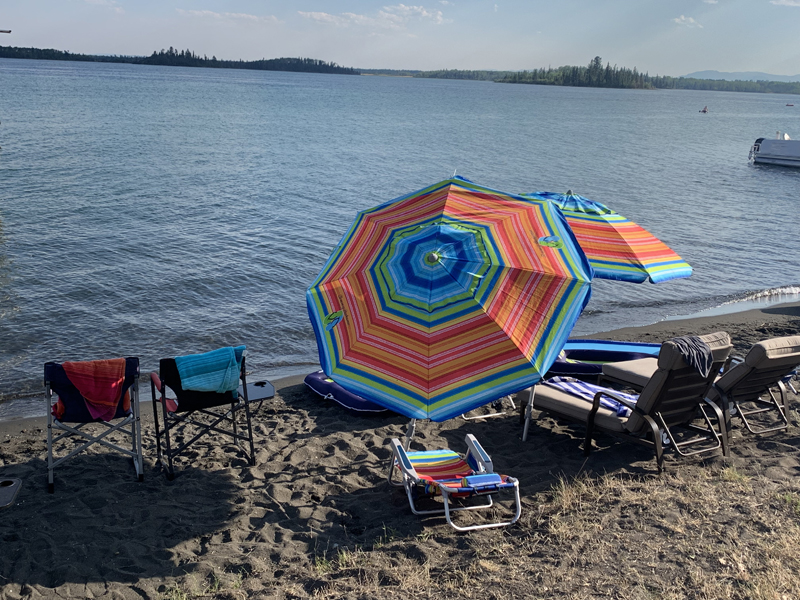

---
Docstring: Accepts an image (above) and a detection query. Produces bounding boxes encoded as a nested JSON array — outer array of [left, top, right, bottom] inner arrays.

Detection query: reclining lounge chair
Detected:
[[44, 357, 143, 492], [150, 346, 254, 479], [602, 335, 800, 435], [387, 434, 521, 531], [521, 332, 733, 472], [706, 336, 800, 434]]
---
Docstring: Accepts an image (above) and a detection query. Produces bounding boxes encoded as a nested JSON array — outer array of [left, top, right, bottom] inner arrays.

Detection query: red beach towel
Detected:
[[61, 358, 130, 422]]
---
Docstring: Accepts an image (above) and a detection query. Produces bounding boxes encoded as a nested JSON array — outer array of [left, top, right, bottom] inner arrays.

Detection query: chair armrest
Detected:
[[592, 389, 638, 412], [719, 355, 743, 374], [464, 434, 494, 473], [389, 438, 419, 482]]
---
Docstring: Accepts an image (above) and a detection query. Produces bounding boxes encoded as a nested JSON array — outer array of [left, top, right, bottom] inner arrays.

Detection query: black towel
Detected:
[[669, 336, 713, 378]]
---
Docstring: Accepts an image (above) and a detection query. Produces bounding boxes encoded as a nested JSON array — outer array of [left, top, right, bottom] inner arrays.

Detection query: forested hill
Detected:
[[497, 57, 800, 94], [0, 45, 360, 75]]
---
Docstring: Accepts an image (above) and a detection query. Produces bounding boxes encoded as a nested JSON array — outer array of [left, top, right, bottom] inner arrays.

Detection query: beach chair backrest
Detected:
[[717, 335, 800, 403], [159, 357, 243, 413], [625, 332, 732, 434], [44, 357, 140, 423]]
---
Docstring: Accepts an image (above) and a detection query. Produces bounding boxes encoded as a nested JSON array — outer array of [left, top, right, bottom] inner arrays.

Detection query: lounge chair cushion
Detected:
[[742, 335, 800, 369], [533, 385, 628, 433], [602, 357, 658, 389]]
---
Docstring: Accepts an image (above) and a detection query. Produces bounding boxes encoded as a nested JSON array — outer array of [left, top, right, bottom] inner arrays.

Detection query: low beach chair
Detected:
[[44, 357, 143, 493], [520, 332, 733, 472], [705, 336, 800, 434], [387, 434, 521, 531], [150, 346, 254, 479]]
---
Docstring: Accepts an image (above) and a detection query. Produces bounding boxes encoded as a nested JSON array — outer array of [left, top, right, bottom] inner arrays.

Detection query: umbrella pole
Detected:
[[403, 418, 417, 451]]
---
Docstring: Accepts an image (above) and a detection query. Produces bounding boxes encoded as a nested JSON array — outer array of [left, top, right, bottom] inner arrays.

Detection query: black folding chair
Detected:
[[150, 347, 256, 480]]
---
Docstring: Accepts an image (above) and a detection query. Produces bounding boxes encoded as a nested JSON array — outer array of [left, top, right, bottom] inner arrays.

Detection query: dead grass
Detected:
[[253, 461, 800, 600]]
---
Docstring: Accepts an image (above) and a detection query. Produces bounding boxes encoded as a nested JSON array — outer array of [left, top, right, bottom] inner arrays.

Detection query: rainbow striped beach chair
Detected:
[[388, 434, 521, 531]]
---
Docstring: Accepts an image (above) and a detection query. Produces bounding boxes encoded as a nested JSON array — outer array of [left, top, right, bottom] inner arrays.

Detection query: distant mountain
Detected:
[[684, 70, 800, 83]]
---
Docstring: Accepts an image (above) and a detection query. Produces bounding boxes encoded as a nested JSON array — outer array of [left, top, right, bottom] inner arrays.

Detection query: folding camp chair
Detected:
[[150, 346, 255, 480], [520, 332, 733, 472], [387, 434, 521, 531], [44, 357, 143, 493]]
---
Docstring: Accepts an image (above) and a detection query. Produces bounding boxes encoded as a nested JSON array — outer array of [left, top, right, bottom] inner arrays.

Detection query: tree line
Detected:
[[0, 45, 360, 75], [498, 56, 800, 94]]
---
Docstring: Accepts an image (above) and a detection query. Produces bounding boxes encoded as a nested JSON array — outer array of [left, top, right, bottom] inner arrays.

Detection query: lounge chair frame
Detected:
[[387, 433, 521, 531], [44, 358, 143, 493], [582, 375, 728, 472], [461, 395, 516, 421], [150, 356, 255, 480], [713, 360, 796, 435]]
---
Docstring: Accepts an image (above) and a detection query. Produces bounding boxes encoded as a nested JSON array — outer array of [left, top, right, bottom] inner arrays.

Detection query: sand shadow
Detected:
[[0, 452, 242, 589]]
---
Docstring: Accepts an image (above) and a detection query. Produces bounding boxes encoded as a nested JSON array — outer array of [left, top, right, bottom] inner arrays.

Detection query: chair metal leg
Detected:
[[151, 380, 163, 461], [243, 398, 255, 465], [160, 395, 176, 481], [132, 381, 144, 481], [643, 415, 664, 473], [46, 384, 55, 493]]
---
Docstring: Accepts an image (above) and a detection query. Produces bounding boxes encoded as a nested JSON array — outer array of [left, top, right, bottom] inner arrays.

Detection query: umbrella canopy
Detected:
[[523, 191, 692, 284], [307, 177, 593, 421]]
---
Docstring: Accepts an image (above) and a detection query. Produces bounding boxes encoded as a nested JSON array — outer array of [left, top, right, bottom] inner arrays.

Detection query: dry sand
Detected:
[[0, 303, 799, 599]]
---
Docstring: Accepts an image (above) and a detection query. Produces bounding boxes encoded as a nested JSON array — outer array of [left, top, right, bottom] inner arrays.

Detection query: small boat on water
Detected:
[[749, 131, 800, 167], [787, 104, 795, 107], [699, 106, 708, 113]]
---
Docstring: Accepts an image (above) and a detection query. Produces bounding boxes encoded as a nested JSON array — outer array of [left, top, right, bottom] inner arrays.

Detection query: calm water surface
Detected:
[[1, 58, 799, 418]]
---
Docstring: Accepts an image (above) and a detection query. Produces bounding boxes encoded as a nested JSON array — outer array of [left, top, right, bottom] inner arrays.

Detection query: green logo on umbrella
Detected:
[[324, 310, 344, 331], [538, 236, 564, 249]]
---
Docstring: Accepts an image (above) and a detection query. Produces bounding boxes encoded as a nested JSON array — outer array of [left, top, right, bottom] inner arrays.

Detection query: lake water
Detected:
[[1, 58, 799, 420]]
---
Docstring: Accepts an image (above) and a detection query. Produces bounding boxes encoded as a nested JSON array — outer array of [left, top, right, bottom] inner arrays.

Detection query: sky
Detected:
[[1, 0, 800, 76]]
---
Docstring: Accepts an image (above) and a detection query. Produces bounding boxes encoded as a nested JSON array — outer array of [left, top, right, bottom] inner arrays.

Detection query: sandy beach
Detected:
[[1, 303, 799, 599]]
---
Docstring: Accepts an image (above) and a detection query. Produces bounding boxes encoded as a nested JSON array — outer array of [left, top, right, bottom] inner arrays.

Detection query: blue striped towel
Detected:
[[175, 346, 246, 393], [543, 376, 638, 417]]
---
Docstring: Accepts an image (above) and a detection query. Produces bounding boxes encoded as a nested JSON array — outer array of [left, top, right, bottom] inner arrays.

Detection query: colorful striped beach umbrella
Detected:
[[522, 191, 692, 284], [307, 177, 593, 422]]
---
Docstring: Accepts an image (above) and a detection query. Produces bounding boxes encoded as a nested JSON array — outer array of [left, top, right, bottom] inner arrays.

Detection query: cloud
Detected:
[[439, 0, 453, 4], [673, 15, 703, 27], [84, 0, 123, 14], [703, 0, 718, 4], [770, 0, 800, 5], [176, 9, 279, 24], [299, 4, 446, 30]]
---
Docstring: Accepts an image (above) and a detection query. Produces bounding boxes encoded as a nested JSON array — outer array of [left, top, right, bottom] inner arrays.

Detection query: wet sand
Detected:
[[0, 302, 798, 598]]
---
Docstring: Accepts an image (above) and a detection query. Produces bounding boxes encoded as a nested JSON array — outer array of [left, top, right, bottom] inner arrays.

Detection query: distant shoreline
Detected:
[[4, 46, 800, 95], [0, 45, 359, 76]]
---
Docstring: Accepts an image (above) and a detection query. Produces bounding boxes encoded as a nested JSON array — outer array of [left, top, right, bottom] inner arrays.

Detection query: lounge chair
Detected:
[[44, 357, 143, 493], [602, 335, 800, 435], [706, 336, 800, 434], [387, 434, 521, 531], [150, 346, 257, 479], [520, 332, 733, 471]]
